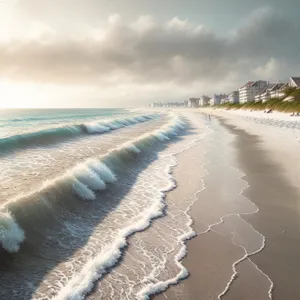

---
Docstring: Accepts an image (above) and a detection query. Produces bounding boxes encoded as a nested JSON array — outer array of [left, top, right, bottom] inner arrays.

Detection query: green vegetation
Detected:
[[215, 88, 300, 113]]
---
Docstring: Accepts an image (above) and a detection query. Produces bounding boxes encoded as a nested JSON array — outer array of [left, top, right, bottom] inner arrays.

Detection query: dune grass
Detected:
[[215, 88, 300, 113]]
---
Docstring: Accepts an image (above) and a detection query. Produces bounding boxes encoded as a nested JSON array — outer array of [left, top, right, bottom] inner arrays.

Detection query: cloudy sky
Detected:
[[0, 0, 299, 108]]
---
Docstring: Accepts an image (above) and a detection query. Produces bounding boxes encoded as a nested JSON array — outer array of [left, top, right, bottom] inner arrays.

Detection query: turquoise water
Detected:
[[0, 108, 160, 155], [0, 108, 131, 141], [0, 108, 126, 132]]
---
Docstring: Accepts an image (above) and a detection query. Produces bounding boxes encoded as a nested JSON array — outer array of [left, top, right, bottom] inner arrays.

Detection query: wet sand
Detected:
[[156, 113, 300, 299], [220, 119, 300, 300]]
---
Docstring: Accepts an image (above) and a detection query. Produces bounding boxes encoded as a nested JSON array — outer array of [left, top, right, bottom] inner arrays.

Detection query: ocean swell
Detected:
[[0, 113, 158, 154], [52, 116, 186, 300], [0, 115, 187, 255]]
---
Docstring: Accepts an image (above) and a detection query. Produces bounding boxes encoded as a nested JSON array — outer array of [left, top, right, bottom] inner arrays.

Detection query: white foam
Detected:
[[1, 113, 186, 258], [87, 160, 117, 183], [68, 114, 186, 201], [72, 165, 106, 191], [153, 132, 170, 142], [72, 179, 96, 201], [84, 113, 158, 135], [136, 224, 197, 300], [153, 116, 186, 140], [84, 124, 110, 134], [123, 143, 141, 154], [0, 211, 25, 253], [51, 113, 187, 300], [136, 129, 207, 300], [4, 114, 184, 205], [53, 199, 166, 300]]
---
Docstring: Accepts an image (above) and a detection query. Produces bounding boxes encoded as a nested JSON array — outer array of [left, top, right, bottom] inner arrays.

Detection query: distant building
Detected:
[[199, 95, 211, 106], [188, 98, 200, 108], [289, 77, 300, 88], [269, 83, 286, 99], [278, 83, 290, 100], [220, 96, 229, 104], [255, 83, 288, 102], [150, 101, 186, 108], [228, 91, 239, 103], [239, 80, 268, 103], [166, 101, 186, 108], [210, 94, 227, 106], [254, 83, 274, 102]]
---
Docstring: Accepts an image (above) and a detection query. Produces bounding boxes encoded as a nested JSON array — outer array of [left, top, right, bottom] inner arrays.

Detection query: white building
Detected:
[[269, 83, 286, 99], [239, 80, 268, 103], [255, 83, 288, 102], [255, 86, 268, 102], [220, 96, 229, 104], [188, 98, 200, 108], [228, 91, 239, 103], [278, 83, 290, 99], [289, 77, 300, 88], [199, 95, 211, 106], [210, 94, 227, 106]]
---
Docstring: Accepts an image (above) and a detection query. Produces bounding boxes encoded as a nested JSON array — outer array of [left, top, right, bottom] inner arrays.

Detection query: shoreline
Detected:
[[156, 111, 300, 299], [155, 113, 270, 299], [220, 117, 300, 299]]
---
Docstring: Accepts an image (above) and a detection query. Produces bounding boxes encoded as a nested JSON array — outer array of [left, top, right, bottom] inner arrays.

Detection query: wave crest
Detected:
[[0, 211, 25, 253], [0, 113, 159, 154], [1, 114, 187, 254]]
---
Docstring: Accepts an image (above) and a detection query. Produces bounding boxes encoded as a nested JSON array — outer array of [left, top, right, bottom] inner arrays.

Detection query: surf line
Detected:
[[137, 125, 212, 299], [50, 115, 188, 300]]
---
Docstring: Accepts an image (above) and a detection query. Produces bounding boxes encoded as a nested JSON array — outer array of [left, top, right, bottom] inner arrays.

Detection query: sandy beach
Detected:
[[220, 116, 300, 299], [2, 109, 300, 299], [155, 110, 300, 300]]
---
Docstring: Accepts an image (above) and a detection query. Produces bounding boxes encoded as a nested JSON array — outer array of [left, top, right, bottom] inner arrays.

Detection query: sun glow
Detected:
[[0, 81, 43, 109]]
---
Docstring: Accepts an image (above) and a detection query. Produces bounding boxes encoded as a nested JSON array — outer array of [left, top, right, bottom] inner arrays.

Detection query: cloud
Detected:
[[0, 8, 299, 103]]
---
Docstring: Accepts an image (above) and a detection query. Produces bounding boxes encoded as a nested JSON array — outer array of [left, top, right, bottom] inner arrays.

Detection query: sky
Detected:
[[0, 0, 299, 108]]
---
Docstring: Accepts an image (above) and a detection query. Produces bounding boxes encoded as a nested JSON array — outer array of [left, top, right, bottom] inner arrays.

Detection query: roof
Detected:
[[290, 77, 300, 87], [280, 83, 289, 90], [269, 83, 285, 91], [250, 80, 269, 87], [240, 81, 254, 88], [250, 81, 258, 87]]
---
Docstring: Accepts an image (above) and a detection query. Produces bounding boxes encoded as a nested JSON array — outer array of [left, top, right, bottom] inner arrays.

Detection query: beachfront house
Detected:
[[254, 83, 286, 102], [239, 80, 268, 103], [210, 94, 227, 106], [269, 83, 286, 99], [199, 95, 211, 106], [279, 77, 300, 102], [220, 95, 229, 104], [278, 83, 290, 99], [228, 91, 239, 103], [289, 77, 300, 88], [188, 98, 200, 108]]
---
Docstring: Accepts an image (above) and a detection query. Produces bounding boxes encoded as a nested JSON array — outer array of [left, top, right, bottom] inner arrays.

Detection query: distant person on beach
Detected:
[[208, 114, 211, 120]]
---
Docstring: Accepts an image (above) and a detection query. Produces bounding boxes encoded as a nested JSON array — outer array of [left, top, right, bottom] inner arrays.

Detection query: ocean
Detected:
[[0, 108, 202, 300]]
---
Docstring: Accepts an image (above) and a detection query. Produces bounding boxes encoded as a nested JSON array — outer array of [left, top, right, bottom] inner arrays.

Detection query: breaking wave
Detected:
[[52, 115, 187, 300], [0, 211, 25, 253], [0, 115, 187, 255], [0, 113, 158, 154]]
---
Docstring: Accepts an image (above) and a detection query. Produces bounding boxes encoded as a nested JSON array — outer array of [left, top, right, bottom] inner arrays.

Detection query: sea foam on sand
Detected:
[[51, 115, 189, 300]]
